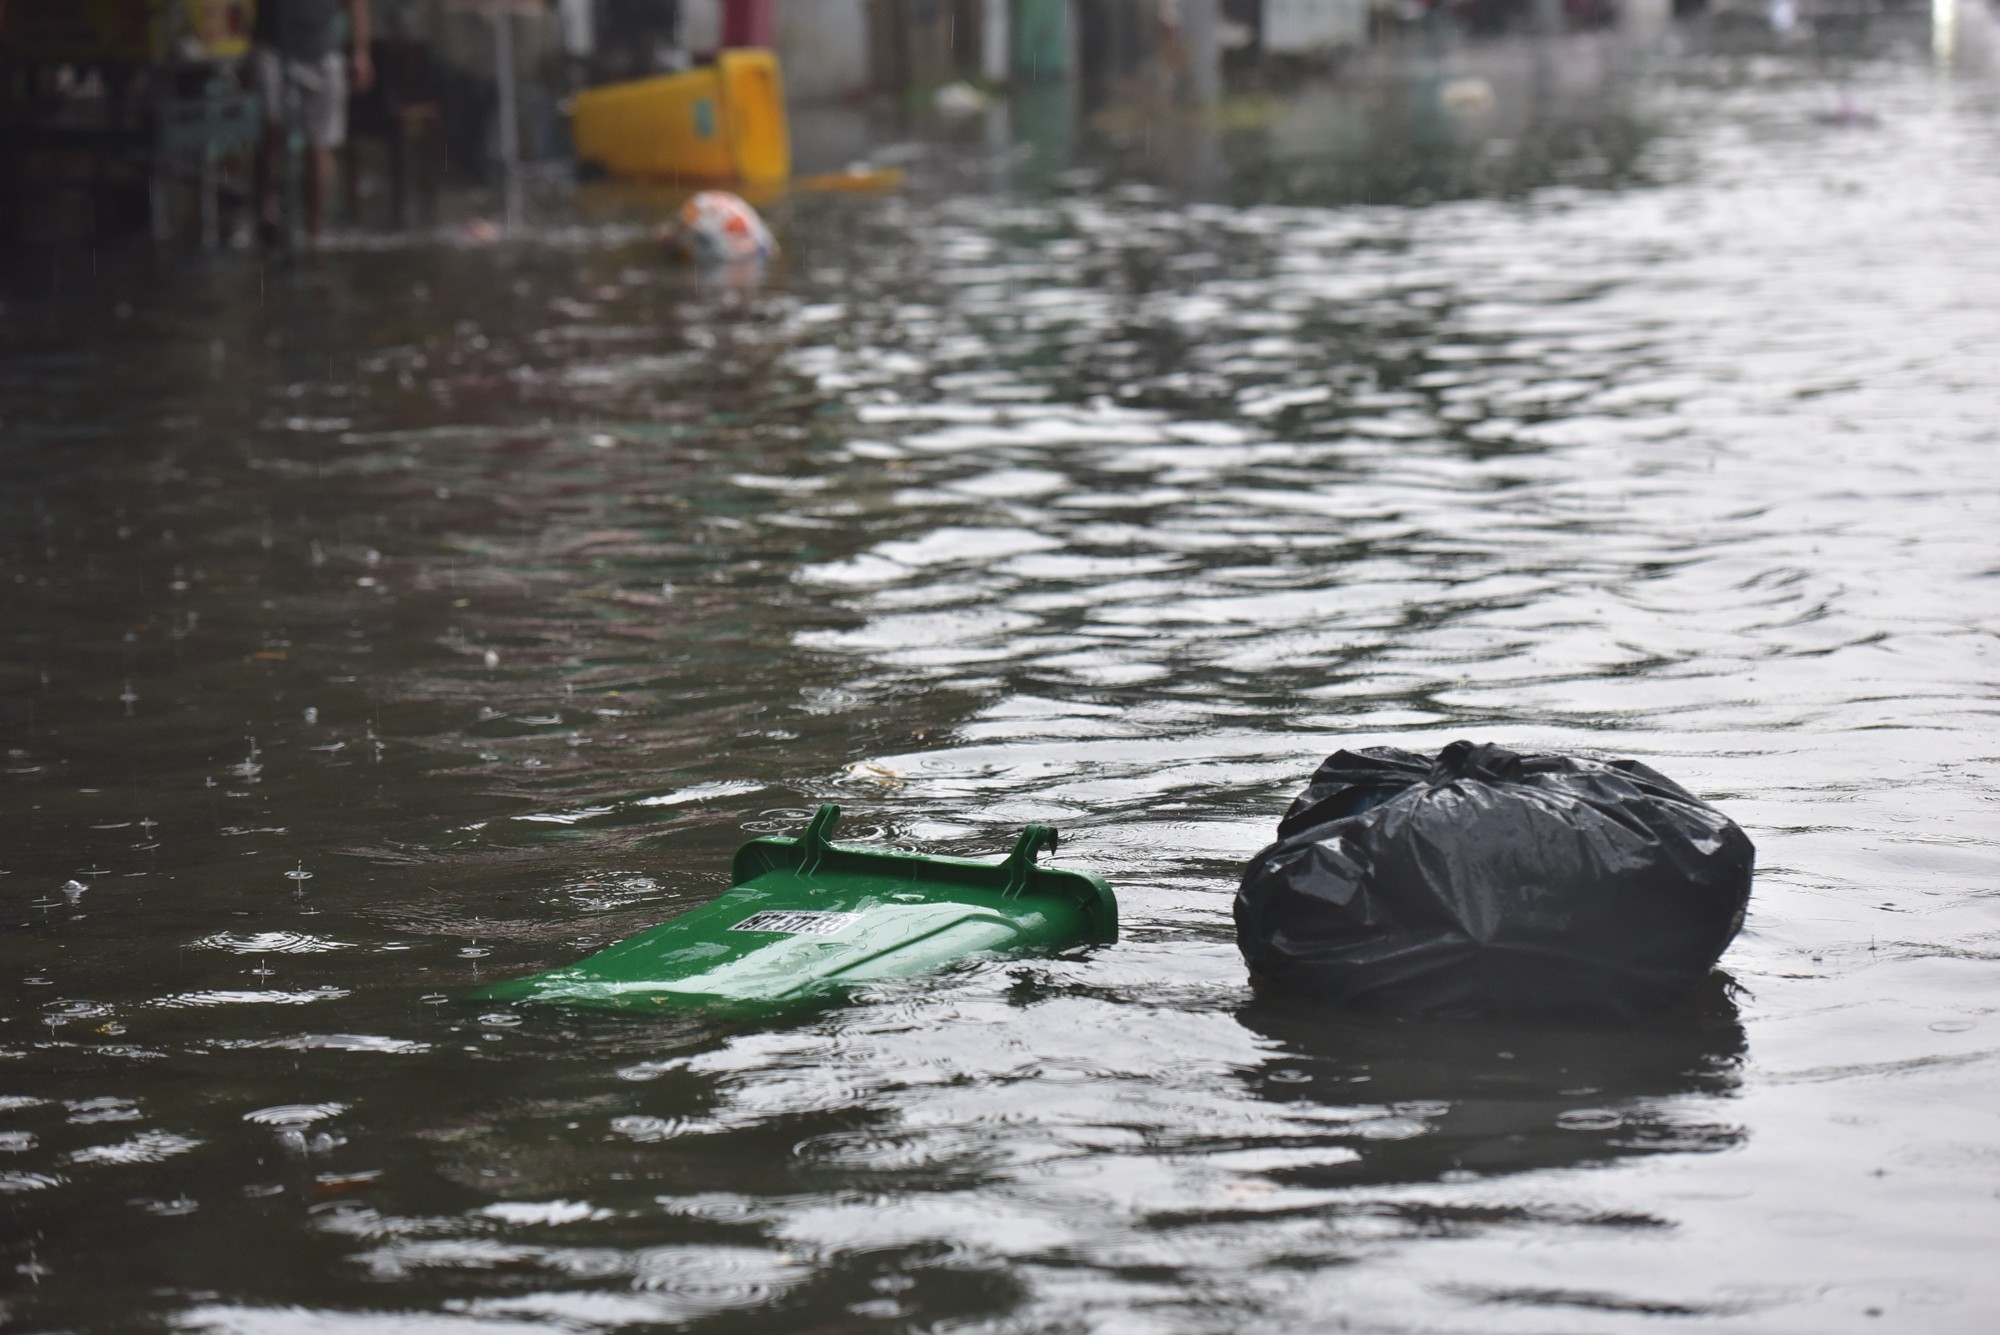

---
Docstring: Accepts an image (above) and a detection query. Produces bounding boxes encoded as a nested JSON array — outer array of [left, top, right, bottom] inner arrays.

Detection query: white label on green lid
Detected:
[[730, 910, 860, 936]]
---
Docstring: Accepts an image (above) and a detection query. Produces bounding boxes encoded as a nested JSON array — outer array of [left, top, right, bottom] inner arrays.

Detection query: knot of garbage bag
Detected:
[[1427, 739, 1524, 786]]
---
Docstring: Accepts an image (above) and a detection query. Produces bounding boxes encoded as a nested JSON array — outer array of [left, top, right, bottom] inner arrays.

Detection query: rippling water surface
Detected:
[[4, 29, 1999, 1334]]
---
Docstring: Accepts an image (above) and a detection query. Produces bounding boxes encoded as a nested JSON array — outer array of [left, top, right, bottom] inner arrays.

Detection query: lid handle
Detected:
[[798, 803, 840, 876], [1002, 824, 1058, 897]]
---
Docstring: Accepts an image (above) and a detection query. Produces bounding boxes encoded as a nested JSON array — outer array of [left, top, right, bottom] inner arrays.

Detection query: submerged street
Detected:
[[4, 23, 2000, 1334]]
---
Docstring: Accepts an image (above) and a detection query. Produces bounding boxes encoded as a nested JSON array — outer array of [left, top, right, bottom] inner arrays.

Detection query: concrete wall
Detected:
[[1263, 0, 1367, 50], [682, 0, 724, 52], [774, 0, 873, 101]]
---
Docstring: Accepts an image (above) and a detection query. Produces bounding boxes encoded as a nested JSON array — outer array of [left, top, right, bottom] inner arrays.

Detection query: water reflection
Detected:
[[1080, 37, 1655, 205], [1934, 0, 1960, 68], [1235, 974, 1746, 1191]]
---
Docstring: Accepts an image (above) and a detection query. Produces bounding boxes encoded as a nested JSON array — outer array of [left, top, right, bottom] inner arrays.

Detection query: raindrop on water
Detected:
[[231, 737, 262, 782]]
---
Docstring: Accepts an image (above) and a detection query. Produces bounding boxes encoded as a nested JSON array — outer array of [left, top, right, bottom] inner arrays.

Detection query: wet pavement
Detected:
[[4, 21, 2000, 1334]]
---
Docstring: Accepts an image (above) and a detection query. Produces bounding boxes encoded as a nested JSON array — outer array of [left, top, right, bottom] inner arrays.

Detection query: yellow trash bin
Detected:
[[571, 49, 791, 184]]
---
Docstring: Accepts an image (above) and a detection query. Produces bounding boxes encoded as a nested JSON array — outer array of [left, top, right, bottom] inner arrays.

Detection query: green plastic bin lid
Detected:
[[473, 803, 1116, 1015]]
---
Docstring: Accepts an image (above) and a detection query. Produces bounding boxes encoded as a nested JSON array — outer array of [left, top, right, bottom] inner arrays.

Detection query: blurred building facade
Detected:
[[5, 0, 1834, 247]]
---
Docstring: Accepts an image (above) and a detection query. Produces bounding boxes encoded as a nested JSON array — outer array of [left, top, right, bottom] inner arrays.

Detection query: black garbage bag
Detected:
[[1235, 741, 1754, 1023]]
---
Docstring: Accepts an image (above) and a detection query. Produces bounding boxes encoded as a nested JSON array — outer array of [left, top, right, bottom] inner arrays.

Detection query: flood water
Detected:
[[4, 23, 2000, 1334]]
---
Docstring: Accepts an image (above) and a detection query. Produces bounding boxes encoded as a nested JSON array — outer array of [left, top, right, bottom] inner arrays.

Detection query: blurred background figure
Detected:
[[594, 0, 685, 81], [253, 0, 374, 248]]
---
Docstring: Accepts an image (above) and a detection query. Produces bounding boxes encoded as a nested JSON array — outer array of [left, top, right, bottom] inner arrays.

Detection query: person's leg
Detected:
[[299, 53, 349, 249], [303, 145, 334, 248], [256, 127, 283, 232], [251, 48, 285, 241]]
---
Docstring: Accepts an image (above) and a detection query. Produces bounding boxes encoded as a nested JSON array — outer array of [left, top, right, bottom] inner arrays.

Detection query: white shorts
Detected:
[[253, 47, 347, 149]]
